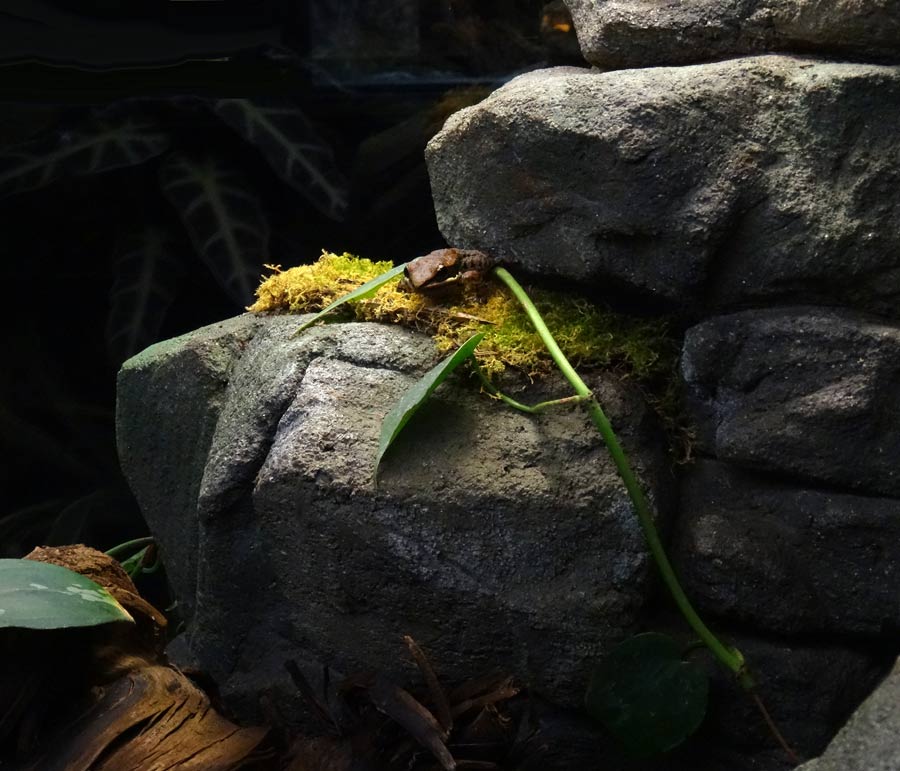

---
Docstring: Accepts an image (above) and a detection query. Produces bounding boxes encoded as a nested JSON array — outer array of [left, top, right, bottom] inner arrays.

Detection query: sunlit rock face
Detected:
[[118, 314, 672, 718], [427, 56, 900, 317], [565, 0, 900, 69]]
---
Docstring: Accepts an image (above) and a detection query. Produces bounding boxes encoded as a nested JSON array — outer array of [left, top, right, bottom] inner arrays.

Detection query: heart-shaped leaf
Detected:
[[585, 632, 708, 757], [375, 332, 485, 480], [0, 559, 134, 629]]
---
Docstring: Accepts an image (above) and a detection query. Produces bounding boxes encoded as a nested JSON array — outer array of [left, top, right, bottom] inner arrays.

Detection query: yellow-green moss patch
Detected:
[[252, 252, 690, 458], [250, 251, 676, 382]]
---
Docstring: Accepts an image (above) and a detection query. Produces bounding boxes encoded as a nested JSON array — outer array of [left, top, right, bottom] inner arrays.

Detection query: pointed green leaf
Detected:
[[106, 225, 187, 366], [0, 107, 170, 199], [294, 262, 407, 334], [375, 332, 485, 480], [120, 547, 151, 579], [160, 151, 270, 306], [212, 98, 349, 220], [0, 559, 134, 630], [585, 632, 708, 757]]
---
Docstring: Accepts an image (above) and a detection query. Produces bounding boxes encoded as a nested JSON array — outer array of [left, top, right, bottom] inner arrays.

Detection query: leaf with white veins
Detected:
[[213, 97, 348, 220], [0, 559, 133, 629], [106, 225, 187, 365], [160, 152, 270, 306], [0, 107, 170, 199]]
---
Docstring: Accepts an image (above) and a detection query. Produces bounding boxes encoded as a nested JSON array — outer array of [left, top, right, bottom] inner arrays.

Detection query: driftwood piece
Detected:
[[1, 545, 268, 770]]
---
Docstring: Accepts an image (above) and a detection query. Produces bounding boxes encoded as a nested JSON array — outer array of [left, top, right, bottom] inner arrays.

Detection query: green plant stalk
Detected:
[[120, 546, 150, 579], [492, 267, 752, 690], [105, 536, 155, 560], [472, 360, 593, 413]]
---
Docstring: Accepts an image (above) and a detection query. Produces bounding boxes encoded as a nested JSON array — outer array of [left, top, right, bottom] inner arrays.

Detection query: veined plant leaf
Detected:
[[106, 225, 187, 366], [294, 262, 407, 334], [212, 98, 348, 220], [0, 108, 170, 199], [375, 332, 486, 481], [160, 152, 270, 306], [585, 632, 708, 757], [0, 559, 134, 629]]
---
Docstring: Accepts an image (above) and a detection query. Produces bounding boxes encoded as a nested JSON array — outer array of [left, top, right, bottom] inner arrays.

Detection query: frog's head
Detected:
[[401, 248, 464, 293]]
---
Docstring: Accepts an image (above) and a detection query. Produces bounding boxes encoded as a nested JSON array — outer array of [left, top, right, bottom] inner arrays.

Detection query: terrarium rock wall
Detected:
[[116, 3, 900, 770], [118, 314, 673, 719], [426, 57, 900, 316], [795, 657, 900, 771], [564, 0, 900, 68], [423, 3, 900, 769]]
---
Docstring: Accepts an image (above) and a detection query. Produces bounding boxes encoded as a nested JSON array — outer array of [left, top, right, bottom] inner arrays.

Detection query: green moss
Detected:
[[253, 251, 672, 374], [249, 252, 396, 313], [251, 251, 689, 457]]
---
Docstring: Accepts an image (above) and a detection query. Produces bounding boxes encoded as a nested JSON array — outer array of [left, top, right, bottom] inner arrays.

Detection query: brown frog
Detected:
[[400, 248, 494, 294]]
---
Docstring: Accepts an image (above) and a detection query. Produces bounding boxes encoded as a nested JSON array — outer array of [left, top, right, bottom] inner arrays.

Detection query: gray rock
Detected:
[[426, 57, 900, 315], [117, 314, 672, 716], [681, 307, 900, 496], [796, 657, 900, 771], [588, 623, 889, 770], [673, 460, 900, 636], [116, 314, 259, 622], [383, 629, 885, 771], [694, 633, 886, 764], [565, 0, 900, 69]]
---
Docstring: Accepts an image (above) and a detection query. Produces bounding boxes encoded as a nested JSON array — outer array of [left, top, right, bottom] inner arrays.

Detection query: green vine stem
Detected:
[[491, 266, 754, 691], [105, 536, 156, 560], [472, 359, 593, 413]]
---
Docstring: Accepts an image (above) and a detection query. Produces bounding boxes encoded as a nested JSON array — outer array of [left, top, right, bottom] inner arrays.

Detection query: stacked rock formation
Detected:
[[116, 3, 900, 770], [118, 316, 676, 769], [426, 2, 900, 768]]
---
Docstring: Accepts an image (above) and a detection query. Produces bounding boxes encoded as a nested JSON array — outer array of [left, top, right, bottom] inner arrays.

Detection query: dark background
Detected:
[[0, 1, 583, 557]]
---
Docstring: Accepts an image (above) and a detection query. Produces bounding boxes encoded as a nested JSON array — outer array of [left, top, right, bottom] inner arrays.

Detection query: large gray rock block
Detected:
[[117, 314, 260, 622], [426, 57, 900, 316], [565, 0, 900, 69], [117, 314, 672, 715], [796, 658, 900, 771], [681, 307, 900, 497], [673, 461, 900, 636]]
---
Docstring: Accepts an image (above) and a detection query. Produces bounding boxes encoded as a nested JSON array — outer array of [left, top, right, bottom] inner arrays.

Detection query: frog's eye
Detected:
[[435, 264, 445, 272]]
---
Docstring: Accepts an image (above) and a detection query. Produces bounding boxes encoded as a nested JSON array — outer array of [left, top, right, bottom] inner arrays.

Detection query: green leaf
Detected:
[[585, 632, 708, 757], [0, 559, 134, 629], [106, 225, 187, 366], [212, 98, 349, 220], [294, 263, 407, 334], [0, 106, 170, 199], [375, 332, 486, 480], [120, 547, 150, 579], [159, 152, 270, 306]]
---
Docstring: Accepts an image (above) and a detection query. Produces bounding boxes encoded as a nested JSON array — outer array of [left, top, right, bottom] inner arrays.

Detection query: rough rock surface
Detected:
[[426, 57, 900, 316], [565, 0, 900, 69], [118, 313, 672, 715], [673, 460, 900, 636], [117, 314, 259, 623], [696, 634, 887, 765], [796, 658, 900, 771], [681, 306, 900, 497]]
